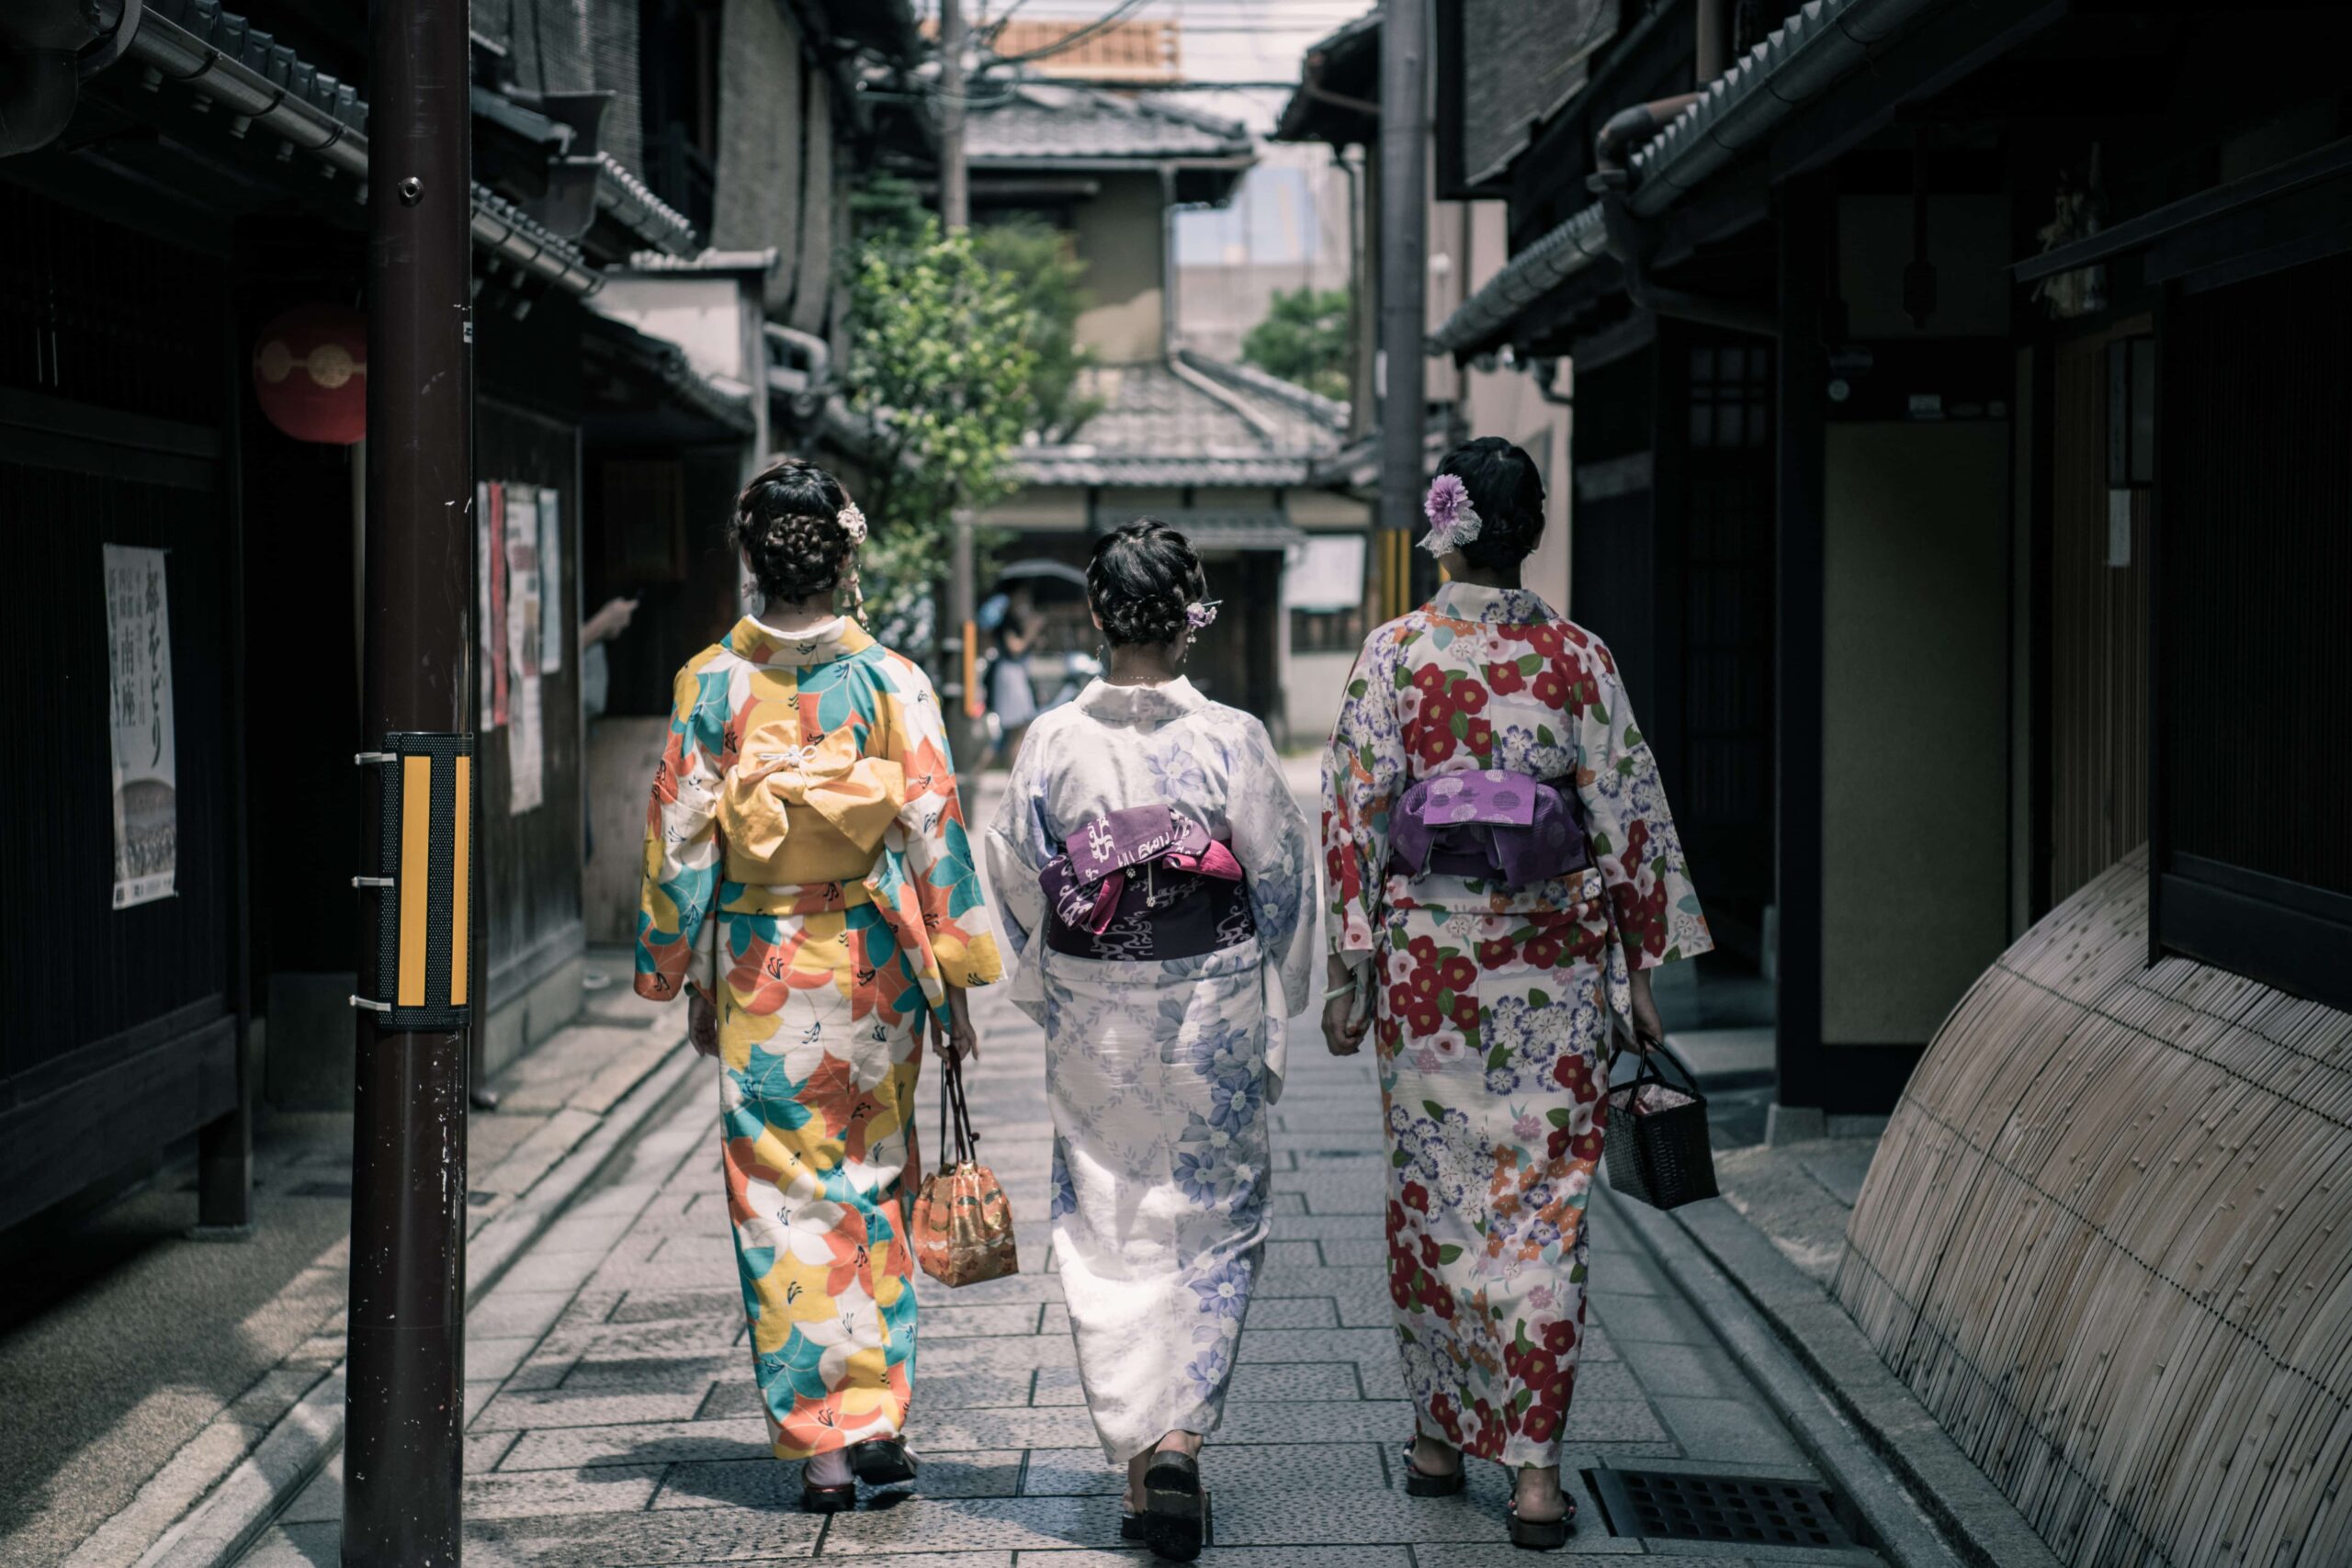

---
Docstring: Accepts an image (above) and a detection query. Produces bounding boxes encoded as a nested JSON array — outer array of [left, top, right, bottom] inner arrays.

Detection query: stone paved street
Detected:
[[241, 776, 1891, 1567]]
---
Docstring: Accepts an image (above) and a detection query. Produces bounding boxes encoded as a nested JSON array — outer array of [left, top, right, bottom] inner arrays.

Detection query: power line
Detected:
[[990, 0, 1156, 63]]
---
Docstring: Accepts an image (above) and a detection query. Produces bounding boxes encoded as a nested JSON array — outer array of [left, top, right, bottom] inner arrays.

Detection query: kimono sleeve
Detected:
[[980, 728, 1052, 968], [887, 660, 1004, 988], [1228, 716, 1317, 1021], [637, 661, 725, 1003], [1321, 625, 1405, 966], [1571, 637, 1713, 969]]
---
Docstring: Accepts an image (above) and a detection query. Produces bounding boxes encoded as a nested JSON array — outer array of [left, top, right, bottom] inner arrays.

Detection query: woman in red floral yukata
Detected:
[[1318, 437, 1712, 1549]]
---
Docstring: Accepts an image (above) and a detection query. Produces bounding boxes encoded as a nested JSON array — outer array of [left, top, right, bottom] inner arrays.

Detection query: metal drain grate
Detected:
[[1585, 1468, 1860, 1550]]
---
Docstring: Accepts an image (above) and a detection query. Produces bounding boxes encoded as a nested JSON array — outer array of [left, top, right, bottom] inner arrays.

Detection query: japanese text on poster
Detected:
[[104, 545, 177, 908]]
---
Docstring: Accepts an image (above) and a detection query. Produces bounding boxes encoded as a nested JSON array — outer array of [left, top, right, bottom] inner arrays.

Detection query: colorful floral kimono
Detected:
[[983, 678, 1316, 1464], [1322, 581, 1710, 1468], [637, 615, 1001, 1461]]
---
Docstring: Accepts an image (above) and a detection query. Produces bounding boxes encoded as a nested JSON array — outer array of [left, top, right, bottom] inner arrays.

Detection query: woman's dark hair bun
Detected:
[[731, 456, 854, 604], [1438, 435, 1547, 569], [1088, 519, 1205, 648]]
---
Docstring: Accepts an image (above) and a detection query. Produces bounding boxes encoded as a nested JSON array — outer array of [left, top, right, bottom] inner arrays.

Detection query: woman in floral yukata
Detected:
[[636, 457, 1001, 1515], [984, 521, 1316, 1562], [1320, 438, 1712, 1549]]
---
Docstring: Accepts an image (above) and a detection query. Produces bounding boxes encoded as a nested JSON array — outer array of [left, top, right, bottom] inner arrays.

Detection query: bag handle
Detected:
[[936, 1042, 981, 1168], [1606, 1035, 1705, 1104]]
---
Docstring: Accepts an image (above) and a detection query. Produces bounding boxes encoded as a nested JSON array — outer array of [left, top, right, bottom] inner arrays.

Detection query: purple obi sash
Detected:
[[1387, 769, 1588, 889], [1039, 805, 1254, 961]]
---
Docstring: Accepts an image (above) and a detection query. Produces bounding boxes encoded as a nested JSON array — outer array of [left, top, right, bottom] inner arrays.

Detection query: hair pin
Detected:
[[1185, 599, 1220, 631], [1420, 473, 1483, 558]]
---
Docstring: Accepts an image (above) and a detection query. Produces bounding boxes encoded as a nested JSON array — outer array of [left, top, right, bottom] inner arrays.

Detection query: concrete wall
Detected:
[[1821, 421, 2010, 1044], [711, 0, 803, 314], [1072, 173, 1170, 364]]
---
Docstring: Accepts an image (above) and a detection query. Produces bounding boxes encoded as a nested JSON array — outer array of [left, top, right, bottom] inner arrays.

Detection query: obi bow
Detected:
[[1388, 768, 1587, 889], [719, 722, 906, 865], [1040, 804, 1243, 936]]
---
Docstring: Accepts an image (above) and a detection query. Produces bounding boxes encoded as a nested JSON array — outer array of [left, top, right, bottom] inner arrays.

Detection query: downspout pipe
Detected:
[[1590, 93, 1776, 340]]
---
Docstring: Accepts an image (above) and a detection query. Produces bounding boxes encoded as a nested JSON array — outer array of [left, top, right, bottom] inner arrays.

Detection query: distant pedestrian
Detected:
[[634, 457, 1003, 1513], [982, 587, 1044, 769], [983, 521, 1317, 1562], [1318, 439, 1712, 1549]]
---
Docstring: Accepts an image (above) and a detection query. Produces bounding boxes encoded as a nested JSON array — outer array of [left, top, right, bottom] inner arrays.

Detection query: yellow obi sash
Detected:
[[719, 722, 907, 886]]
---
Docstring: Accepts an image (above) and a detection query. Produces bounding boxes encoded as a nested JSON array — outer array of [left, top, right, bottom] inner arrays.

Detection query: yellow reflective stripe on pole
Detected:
[[450, 755, 470, 1007], [398, 754, 432, 1008], [963, 619, 983, 720]]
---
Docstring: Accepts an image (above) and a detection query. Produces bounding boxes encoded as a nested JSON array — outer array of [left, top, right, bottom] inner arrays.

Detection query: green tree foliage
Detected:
[[1240, 284, 1352, 402], [970, 216, 1102, 442], [845, 213, 1039, 651], [842, 178, 1099, 650]]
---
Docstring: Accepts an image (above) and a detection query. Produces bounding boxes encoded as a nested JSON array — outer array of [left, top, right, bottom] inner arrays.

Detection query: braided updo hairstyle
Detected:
[[730, 456, 854, 605], [1439, 436, 1548, 570], [1088, 519, 1205, 648]]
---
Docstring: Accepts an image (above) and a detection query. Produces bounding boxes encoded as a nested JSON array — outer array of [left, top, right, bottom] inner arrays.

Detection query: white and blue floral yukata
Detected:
[[984, 677, 1317, 1464]]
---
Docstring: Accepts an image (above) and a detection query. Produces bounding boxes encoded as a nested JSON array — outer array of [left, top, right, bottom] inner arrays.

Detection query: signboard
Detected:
[[104, 545, 177, 908]]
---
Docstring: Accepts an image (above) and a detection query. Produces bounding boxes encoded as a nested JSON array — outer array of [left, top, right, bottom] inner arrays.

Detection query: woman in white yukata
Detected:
[[984, 521, 1317, 1562]]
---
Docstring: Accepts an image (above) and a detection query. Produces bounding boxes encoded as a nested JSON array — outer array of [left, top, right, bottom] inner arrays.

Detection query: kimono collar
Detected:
[[1074, 676, 1208, 726], [1429, 580, 1558, 626], [728, 615, 876, 669]]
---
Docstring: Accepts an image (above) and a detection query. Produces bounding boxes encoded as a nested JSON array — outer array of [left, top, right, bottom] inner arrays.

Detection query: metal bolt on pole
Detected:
[[343, 0, 473, 1551]]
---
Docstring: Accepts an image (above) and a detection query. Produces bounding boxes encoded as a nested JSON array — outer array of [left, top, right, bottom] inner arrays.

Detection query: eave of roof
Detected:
[[1428, 0, 1952, 357], [1012, 453, 1317, 487], [125, 0, 607, 294], [1272, 9, 1380, 146]]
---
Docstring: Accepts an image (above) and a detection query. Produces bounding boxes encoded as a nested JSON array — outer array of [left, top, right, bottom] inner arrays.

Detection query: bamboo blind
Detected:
[[1837, 846, 2352, 1567]]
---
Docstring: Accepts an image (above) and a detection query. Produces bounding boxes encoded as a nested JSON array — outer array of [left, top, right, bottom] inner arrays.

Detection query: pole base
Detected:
[[186, 1222, 257, 1243]]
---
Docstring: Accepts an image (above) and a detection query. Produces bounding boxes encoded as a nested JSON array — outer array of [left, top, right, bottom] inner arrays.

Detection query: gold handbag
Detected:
[[909, 1047, 1019, 1287]]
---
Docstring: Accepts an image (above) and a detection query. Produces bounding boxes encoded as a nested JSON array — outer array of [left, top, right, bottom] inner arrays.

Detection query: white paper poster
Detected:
[[477, 480, 495, 725], [537, 486, 563, 674], [509, 674, 545, 814], [504, 484, 545, 813], [104, 544, 177, 908]]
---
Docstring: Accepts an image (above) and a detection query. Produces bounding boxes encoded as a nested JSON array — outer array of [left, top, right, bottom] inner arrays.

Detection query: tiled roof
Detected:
[[1012, 357, 1340, 488], [966, 82, 1251, 164]]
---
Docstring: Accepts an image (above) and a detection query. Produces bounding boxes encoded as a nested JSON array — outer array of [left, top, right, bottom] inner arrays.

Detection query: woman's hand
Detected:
[[1626, 966, 1665, 1055], [687, 990, 719, 1058], [1322, 958, 1371, 1056], [931, 985, 978, 1065], [1322, 991, 1370, 1056]]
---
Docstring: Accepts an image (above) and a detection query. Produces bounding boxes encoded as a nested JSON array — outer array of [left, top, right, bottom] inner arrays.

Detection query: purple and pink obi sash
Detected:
[[1387, 768, 1589, 888], [1039, 805, 1254, 961]]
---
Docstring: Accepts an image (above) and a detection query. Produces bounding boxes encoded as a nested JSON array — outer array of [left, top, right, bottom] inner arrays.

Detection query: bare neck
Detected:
[[762, 593, 839, 635], [1104, 641, 1182, 686]]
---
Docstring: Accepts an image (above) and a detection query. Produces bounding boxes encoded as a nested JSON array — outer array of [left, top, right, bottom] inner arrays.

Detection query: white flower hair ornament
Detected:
[[1185, 599, 1221, 631], [835, 500, 868, 546], [1419, 473, 1482, 558]]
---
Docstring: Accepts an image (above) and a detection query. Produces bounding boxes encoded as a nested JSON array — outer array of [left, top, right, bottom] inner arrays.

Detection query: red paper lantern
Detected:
[[252, 304, 368, 445]]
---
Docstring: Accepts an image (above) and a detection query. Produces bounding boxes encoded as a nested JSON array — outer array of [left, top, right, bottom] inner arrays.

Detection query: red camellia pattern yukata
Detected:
[[1321, 581, 1711, 1468]]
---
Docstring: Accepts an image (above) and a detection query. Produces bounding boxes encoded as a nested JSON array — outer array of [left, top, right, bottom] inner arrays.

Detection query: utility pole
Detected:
[[938, 0, 983, 778], [344, 0, 472, 1551], [1378, 0, 1429, 618]]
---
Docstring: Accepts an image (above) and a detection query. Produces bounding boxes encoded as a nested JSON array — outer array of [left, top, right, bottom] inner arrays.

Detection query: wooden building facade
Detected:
[[0, 0, 920, 1235]]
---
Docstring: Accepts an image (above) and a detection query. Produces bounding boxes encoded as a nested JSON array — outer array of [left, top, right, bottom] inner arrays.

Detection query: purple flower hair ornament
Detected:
[[1185, 599, 1221, 631], [835, 500, 868, 546], [1420, 473, 1482, 558]]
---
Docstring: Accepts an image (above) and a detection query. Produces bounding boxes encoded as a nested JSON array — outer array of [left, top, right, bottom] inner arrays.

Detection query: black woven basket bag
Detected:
[[1602, 1040, 1719, 1210]]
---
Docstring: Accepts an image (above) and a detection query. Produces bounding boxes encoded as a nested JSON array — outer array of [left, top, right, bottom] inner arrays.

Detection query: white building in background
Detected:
[[1174, 140, 1358, 367]]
